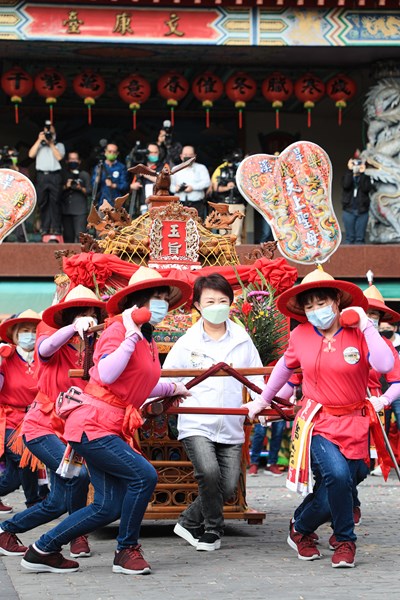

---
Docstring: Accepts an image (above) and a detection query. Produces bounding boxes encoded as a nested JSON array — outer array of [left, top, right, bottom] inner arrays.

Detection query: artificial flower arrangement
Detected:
[[231, 268, 288, 366]]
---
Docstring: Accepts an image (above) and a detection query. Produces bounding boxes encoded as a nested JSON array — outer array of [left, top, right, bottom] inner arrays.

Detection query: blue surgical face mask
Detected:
[[370, 317, 380, 330], [201, 304, 230, 325], [148, 154, 159, 164], [17, 332, 36, 351], [149, 299, 169, 325], [305, 303, 336, 330]]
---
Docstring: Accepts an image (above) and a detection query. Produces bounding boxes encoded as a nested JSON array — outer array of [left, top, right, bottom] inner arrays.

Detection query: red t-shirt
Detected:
[[368, 337, 400, 395], [0, 352, 37, 429], [284, 323, 371, 459], [22, 337, 89, 442], [65, 321, 161, 442]]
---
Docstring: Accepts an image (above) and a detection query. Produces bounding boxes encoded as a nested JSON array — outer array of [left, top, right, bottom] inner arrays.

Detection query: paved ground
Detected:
[[1, 471, 399, 600]]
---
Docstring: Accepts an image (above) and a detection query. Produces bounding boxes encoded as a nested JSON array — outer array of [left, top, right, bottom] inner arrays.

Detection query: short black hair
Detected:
[[60, 306, 103, 327], [296, 287, 340, 309], [193, 274, 234, 306], [121, 286, 170, 311]]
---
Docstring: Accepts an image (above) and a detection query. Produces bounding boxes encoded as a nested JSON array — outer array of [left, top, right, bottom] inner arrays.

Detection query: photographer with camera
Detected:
[[341, 150, 373, 244], [157, 120, 182, 167], [127, 142, 162, 216], [170, 146, 210, 220], [211, 149, 246, 245], [61, 152, 91, 243], [91, 142, 129, 209], [28, 121, 65, 239]]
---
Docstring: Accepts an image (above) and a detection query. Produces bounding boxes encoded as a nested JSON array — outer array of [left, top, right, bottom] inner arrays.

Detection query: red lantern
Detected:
[[326, 73, 356, 126], [262, 72, 293, 130], [294, 72, 325, 128], [157, 72, 189, 126], [72, 70, 105, 125], [118, 74, 151, 130], [225, 72, 256, 129], [192, 72, 224, 128], [1, 67, 33, 124], [34, 68, 67, 124]]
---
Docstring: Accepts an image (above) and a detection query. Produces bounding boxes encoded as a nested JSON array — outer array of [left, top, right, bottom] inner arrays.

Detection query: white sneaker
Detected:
[[371, 465, 382, 477]]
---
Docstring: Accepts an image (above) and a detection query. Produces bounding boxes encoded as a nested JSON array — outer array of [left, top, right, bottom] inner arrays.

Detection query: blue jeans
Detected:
[[35, 434, 158, 553], [294, 435, 358, 542], [250, 421, 285, 465], [179, 435, 242, 535], [2, 434, 89, 535], [0, 428, 41, 506], [342, 209, 369, 244]]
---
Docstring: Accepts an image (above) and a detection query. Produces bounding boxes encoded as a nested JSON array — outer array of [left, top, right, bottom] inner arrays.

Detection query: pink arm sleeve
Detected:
[[276, 382, 296, 401], [364, 324, 395, 373], [149, 382, 175, 397], [382, 383, 400, 405], [0, 374, 4, 390], [97, 334, 140, 385], [261, 356, 294, 404], [38, 325, 75, 358]]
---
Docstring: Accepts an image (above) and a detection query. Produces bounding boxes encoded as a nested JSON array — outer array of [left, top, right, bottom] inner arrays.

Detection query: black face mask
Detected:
[[380, 330, 394, 340], [68, 161, 80, 170]]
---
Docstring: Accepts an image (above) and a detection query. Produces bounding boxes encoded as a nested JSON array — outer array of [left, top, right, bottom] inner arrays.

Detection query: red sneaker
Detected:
[[0, 531, 27, 556], [331, 541, 356, 568], [290, 519, 319, 543], [353, 506, 362, 526], [0, 500, 13, 514], [287, 521, 321, 561], [70, 535, 91, 558], [112, 545, 151, 575], [21, 545, 79, 573], [264, 464, 284, 477], [248, 464, 258, 477], [329, 533, 339, 550]]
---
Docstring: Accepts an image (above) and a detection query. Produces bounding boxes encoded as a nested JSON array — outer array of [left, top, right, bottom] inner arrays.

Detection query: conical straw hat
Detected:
[[363, 285, 400, 323], [0, 309, 41, 343], [42, 284, 106, 329], [277, 268, 368, 322]]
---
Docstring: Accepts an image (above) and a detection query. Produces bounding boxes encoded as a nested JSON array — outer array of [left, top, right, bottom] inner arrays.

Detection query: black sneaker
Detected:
[[173, 523, 203, 548], [20, 545, 79, 573], [196, 532, 221, 552]]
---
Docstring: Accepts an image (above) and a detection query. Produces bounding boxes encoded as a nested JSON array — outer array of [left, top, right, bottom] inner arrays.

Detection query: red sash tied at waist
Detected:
[[321, 400, 367, 417], [0, 405, 25, 455], [82, 383, 143, 451]]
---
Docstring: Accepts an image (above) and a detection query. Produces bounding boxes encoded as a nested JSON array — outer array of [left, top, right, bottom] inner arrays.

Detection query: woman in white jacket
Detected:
[[163, 274, 264, 552]]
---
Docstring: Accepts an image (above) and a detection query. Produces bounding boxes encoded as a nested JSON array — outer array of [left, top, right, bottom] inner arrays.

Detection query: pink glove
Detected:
[[340, 307, 370, 332], [172, 382, 191, 398], [369, 396, 389, 412], [243, 396, 270, 420], [122, 306, 144, 339]]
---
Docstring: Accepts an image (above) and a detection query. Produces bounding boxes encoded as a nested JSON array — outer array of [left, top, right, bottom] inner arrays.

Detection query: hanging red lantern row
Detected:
[[225, 71, 257, 129], [118, 73, 151, 130], [34, 68, 67, 124], [157, 71, 189, 126], [294, 72, 325, 128], [261, 72, 293, 130], [1, 66, 33, 124], [72, 70, 105, 125], [192, 72, 224, 128], [326, 73, 356, 126]]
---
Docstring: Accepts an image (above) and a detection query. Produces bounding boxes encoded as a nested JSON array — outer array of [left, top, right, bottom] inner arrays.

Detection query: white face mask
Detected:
[[305, 303, 336, 330], [201, 304, 230, 325], [17, 332, 36, 351]]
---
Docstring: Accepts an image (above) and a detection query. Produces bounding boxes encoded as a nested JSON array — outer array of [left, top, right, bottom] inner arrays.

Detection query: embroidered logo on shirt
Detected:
[[189, 351, 214, 369], [343, 346, 361, 365]]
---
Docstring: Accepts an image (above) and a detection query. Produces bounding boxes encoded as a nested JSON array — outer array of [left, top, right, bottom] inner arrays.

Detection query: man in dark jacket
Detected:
[[341, 156, 373, 244], [61, 152, 91, 242]]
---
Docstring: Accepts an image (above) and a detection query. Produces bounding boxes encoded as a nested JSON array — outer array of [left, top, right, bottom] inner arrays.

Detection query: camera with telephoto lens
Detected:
[[69, 169, 83, 190], [126, 141, 149, 168], [40, 120, 53, 146], [352, 158, 362, 173]]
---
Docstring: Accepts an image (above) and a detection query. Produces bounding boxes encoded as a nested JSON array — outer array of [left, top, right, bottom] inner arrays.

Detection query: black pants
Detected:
[[36, 172, 63, 234], [182, 199, 206, 220], [62, 214, 88, 243]]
